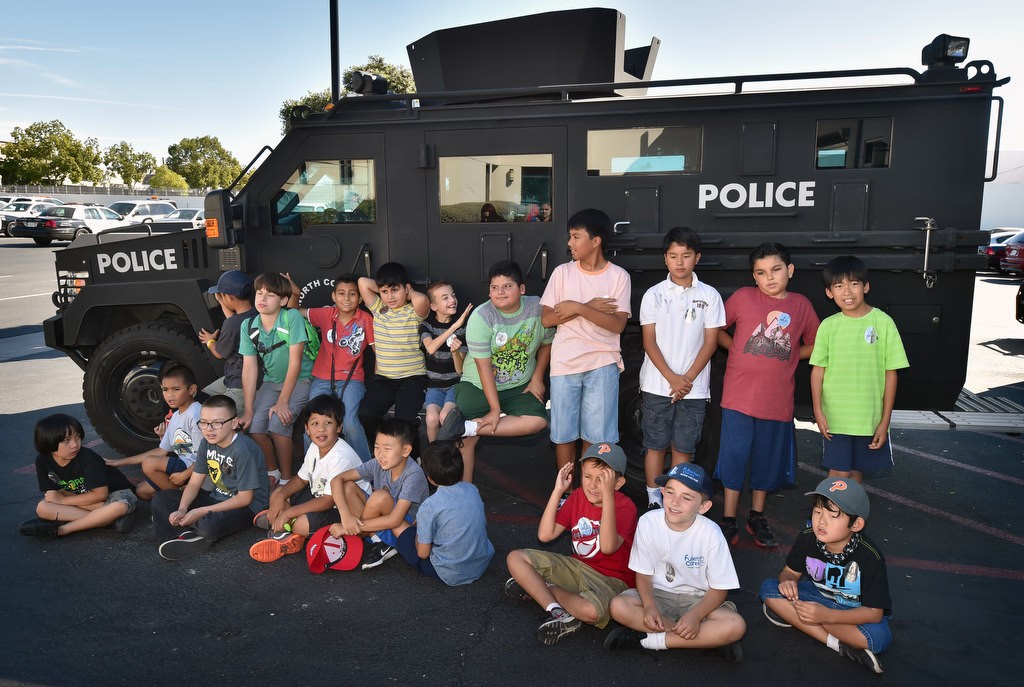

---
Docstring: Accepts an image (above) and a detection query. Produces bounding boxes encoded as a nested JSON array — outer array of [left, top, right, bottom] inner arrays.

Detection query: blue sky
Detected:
[[2, 0, 1022, 167]]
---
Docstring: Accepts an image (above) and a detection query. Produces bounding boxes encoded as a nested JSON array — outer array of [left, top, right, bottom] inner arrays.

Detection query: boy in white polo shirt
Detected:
[[639, 228, 725, 510]]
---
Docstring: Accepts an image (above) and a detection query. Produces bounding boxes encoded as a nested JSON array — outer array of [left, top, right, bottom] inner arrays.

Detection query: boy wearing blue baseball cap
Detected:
[[604, 463, 745, 661], [758, 477, 891, 674]]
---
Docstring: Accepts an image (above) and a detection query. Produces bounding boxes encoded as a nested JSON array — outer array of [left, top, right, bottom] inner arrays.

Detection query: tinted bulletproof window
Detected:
[[587, 126, 702, 175], [439, 154, 553, 223], [815, 117, 892, 169], [272, 159, 376, 235]]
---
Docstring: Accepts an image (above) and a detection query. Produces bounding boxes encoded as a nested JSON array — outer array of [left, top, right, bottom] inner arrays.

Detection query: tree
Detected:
[[0, 120, 104, 185], [149, 165, 189, 191], [278, 55, 416, 134], [104, 141, 156, 189], [166, 136, 242, 189]]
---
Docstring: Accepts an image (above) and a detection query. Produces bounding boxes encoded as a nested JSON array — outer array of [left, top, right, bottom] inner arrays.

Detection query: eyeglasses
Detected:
[[198, 416, 236, 430]]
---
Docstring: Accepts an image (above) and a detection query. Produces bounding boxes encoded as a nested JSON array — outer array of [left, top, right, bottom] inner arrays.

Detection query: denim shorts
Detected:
[[249, 379, 311, 435], [641, 393, 707, 454], [549, 363, 620, 444], [822, 433, 894, 475], [424, 386, 457, 409], [714, 409, 796, 492], [108, 488, 138, 514], [759, 578, 893, 653]]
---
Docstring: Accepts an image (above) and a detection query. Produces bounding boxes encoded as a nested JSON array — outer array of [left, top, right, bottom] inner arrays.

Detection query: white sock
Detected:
[[647, 486, 663, 505], [369, 534, 382, 543], [826, 634, 841, 652], [267, 469, 281, 482], [545, 602, 564, 614], [278, 478, 289, 486], [640, 632, 667, 650], [464, 420, 479, 437]]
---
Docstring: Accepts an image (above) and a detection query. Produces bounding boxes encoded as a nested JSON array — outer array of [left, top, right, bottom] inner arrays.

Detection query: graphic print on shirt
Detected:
[[805, 556, 862, 607], [742, 309, 793, 361], [491, 324, 537, 386], [169, 426, 195, 460], [205, 447, 235, 497], [48, 471, 86, 494], [329, 322, 367, 357], [570, 515, 603, 559]]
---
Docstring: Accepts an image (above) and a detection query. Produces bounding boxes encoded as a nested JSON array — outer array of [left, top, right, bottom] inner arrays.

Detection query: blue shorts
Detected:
[[822, 433, 894, 475], [759, 578, 893, 654], [424, 386, 457, 410], [714, 408, 796, 492], [395, 527, 442, 581], [641, 393, 707, 454], [145, 455, 189, 491], [549, 363, 620, 444]]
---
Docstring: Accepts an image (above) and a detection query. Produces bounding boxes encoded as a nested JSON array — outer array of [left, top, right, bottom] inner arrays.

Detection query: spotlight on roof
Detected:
[[922, 34, 969, 69]]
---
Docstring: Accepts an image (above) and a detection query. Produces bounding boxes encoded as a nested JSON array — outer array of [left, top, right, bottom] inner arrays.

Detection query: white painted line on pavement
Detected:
[[0, 292, 50, 301]]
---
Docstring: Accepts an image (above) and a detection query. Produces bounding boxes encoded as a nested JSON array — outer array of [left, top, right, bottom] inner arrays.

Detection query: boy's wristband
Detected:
[[206, 339, 217, 349]]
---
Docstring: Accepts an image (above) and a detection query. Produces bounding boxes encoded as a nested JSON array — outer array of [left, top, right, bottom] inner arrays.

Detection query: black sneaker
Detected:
[[838, 642, 884, 674], [113, 508, 136, 534], [437, 407, 466, 441], [504, 577, 531, 602], [18, 518, 61, 537], [720, 518, 739, 546], [361, 542, 397, 570], [718, 640, 744, 663], [536, 607, 581, 645], [746, 512, 779, 548], [646, 501, 663, 512], [158, 531, 212, 561], [603, 627, 645, 650], [762, 602, 792, 628]]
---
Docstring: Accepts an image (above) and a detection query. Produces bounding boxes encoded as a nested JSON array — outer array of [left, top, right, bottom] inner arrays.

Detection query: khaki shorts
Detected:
[[523, 549, 628, 628], [202, 377, 246, 416], [618, 588, 737, 623]]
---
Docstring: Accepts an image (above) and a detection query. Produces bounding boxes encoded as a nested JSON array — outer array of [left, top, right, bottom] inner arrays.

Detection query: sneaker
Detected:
[[838, 642, 884, 674], [253, 509, 271, 529], [762, 602, 792, 628], [536, 607, 581, 645], [646, 501, 663, 512], [746, 512, 779, 548], [113, 508, 136, 534], [18, 518, 61, 537], [503, 577, 531, 602], [158, 531, 212, 561], [720, 518, 739, 546], [249, 532, 305, 563], [603, 627, 645, 650], [437, 407, 466, 441], [718, 640, 744, 663], [361, 542, 398, 570]]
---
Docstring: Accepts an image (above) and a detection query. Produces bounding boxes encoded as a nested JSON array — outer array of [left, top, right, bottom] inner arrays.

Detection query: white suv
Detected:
[[107, 200, 178, 223]]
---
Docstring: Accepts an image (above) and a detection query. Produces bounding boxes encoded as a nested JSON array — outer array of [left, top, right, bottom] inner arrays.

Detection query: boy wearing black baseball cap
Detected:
[[759, 477, 891, 674], [604, 463, 745, 661]]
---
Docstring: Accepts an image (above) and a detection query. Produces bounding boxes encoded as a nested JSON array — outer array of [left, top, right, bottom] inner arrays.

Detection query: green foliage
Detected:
[[166, 136, 242, 189], [0, 120, 104, 185], [149, 165, 189, 190], [278, 55, 416, 134], [103, 141, 156, 188]]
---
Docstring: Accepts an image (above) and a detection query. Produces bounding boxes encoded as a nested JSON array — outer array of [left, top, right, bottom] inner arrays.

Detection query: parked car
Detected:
[[9, 196, 64, 205], [107, 200, 177, 224], [1, 201, 56, 236], [11, 204, 128, 245], [999, 232, 1024, 275], [154, 207, 205, 230], [1018, 283, 1024, 324], [979, 228, 1023, 271]]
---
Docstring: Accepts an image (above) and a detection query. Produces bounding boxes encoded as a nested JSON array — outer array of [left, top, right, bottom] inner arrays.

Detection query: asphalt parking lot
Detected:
[[1, 240, 1021, 686]]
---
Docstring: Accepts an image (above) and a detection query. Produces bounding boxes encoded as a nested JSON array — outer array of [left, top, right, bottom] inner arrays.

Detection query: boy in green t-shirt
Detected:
[[810, 256, 909, 482]]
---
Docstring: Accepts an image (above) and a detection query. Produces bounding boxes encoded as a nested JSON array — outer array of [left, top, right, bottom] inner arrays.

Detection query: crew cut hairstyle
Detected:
[[159, 363, 197, 387], [377, 416, 417, 448], [202, 394, 237, 416]]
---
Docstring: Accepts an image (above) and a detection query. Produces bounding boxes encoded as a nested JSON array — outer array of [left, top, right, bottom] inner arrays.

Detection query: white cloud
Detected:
[[0, 92, 177, 110]]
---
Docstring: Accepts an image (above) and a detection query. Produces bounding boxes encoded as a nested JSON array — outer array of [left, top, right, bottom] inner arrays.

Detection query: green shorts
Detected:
[[523, 549, 628, 628], [454, 381, 548, 421]]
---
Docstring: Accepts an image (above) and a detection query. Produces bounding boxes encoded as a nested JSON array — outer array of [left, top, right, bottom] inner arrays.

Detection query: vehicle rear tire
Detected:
[[2, 221, 12, 236], [32, 237, 52, 246], [73, 228, 90, 240], [83, 323, 215, 455]]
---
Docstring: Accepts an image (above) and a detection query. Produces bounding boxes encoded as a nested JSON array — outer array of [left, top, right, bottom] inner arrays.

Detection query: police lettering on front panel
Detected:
[[96, 249, 178, 275], [698, 181, 815, 210]]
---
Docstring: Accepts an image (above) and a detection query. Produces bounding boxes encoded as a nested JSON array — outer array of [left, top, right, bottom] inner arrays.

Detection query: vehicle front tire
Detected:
[[32, 237, 52, 246], [83, 323, 215, 455]]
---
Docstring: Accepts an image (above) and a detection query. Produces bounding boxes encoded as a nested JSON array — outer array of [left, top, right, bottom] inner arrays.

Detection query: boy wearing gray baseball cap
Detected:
[[759, 476, 891, 674]]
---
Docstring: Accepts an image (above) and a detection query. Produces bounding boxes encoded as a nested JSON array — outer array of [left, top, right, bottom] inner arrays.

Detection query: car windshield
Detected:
[[8, 202, 33, 211], [41, 206, 74, 218], [108, 202, 136, 215]]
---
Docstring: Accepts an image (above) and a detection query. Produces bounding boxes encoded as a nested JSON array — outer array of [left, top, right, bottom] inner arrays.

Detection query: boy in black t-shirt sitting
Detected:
[[759, 477, 892, 674]]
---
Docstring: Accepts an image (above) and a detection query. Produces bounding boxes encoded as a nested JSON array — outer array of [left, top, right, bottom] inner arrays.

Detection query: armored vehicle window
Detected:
[[587, 127, 701, 176], [439, 154, 553, 223], [815, 117, 892, 170], [272, 159, 376, 235]]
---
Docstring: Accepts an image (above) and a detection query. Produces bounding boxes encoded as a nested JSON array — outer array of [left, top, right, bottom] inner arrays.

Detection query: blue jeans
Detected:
[[310, 377, 371, 463]]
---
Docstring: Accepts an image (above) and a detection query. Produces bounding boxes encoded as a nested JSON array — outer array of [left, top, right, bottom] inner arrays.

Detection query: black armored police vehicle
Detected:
[[43, 8, 1007, 474]]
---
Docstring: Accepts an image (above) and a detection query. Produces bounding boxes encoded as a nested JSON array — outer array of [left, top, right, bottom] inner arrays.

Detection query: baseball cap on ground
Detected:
[[306, 526, 365, 573], [654, 462, 714, 499], [579, 442, 627, 474], [208, 270, 252, 297], [806, 477, 870, 519]]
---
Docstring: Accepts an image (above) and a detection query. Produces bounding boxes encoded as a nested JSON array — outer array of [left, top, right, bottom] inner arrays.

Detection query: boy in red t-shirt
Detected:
[[714, 243, 819, 548], [289, 273, 375, 463], [505, 442, 638, 646]]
